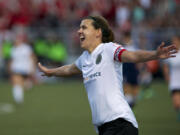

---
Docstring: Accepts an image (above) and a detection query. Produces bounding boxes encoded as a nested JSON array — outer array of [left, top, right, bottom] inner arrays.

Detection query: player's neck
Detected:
[[87, 40, 102, 54]]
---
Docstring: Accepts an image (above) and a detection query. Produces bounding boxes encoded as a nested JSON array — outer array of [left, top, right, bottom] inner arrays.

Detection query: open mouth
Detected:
[[80, 35, 85, 42]]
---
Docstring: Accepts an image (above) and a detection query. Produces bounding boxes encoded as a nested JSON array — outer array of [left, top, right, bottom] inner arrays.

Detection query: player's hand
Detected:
[[156, 42, 178, 59], [38, 62, 53, 77]]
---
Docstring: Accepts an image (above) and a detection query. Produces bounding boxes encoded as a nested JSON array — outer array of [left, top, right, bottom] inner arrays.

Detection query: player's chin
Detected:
[[80, 43, 86, 49]]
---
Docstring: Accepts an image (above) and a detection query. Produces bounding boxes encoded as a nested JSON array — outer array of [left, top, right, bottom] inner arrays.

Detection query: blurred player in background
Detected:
[[38, 16, 177, 135], [163, 35, 180, 121], [9, 33, 37, 104], [122, 32, 140, 108]]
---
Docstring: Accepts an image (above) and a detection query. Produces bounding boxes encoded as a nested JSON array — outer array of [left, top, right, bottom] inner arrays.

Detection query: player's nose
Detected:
[[78, 28, 82, 34]]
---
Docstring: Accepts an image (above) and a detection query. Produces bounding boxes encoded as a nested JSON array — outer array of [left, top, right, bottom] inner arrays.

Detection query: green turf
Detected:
[[0, 80, 179, 135]]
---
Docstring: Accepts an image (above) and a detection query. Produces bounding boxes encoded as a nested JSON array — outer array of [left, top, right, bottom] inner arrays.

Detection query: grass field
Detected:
[[0, 79, 180, 135]]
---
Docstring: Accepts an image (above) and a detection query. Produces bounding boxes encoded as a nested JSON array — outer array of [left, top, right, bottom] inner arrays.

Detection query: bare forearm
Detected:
[[133, 50, 158, 63], [38, 63, 81, 77], [48, 65, 80, 77], [122, 50, 158, 63]]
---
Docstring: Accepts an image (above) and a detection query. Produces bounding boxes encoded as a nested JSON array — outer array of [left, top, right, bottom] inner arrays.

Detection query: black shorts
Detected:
[[123, 63, 139, 85], [98, 118, 138, 135], [13, 72, 30, 79]]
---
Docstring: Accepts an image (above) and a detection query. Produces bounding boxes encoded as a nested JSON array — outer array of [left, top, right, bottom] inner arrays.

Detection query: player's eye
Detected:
[[81, 25, 87, 29]]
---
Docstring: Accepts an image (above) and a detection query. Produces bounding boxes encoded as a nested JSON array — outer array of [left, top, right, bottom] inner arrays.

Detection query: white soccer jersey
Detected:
[[75, 42, 138, 129], [165, 51, 180, 91], [11, 43, 34, 74]]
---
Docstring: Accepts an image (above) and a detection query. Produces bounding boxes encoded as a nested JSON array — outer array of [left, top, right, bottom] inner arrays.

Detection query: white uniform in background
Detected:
[[75, 42, 138, 131], [10, 43, 34, 104], [165, 51, 180, 91], [11, 43, 34, 75]]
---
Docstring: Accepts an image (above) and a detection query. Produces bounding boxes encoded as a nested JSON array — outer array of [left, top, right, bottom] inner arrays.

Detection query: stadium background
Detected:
[[0, 0, 180, 135]]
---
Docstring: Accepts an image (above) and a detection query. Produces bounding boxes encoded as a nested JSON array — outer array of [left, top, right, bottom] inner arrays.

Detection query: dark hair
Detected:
[[84, 15, 114, 43]]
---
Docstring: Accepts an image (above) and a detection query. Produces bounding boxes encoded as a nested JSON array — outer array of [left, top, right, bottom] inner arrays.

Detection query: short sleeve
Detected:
[[105, 42, 126, 62], [75, 52, 86, 71], [75, 57, 82, 71]]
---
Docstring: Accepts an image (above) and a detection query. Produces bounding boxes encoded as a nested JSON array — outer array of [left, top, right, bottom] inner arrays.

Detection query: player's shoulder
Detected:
[[104, 42, 123, 48], [102, 42, 124, 53]]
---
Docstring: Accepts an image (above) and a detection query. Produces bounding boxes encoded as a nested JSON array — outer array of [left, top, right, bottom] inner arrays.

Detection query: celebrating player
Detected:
[[38, 16, 177, 135]]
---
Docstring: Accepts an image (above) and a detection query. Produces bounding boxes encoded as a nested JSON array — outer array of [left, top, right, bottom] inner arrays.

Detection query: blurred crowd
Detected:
[[0, 0, 180, 80]]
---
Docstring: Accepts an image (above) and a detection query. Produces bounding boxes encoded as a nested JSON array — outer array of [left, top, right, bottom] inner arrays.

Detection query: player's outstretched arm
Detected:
[[38, 62, 81, 77], [121, 42, 178, 63]]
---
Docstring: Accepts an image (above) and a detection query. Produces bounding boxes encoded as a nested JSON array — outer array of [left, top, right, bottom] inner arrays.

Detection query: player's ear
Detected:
[[96, 28, 102, 38]]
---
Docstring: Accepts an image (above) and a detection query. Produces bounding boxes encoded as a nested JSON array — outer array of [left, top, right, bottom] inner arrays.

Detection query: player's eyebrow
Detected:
[[80, 24, 87, 29]]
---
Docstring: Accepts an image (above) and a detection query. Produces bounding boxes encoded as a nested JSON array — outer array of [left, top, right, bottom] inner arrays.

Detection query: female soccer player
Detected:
[[38, 16, 177, 135], [163, 35, 180, 121], [9, 34, 36, 104]]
